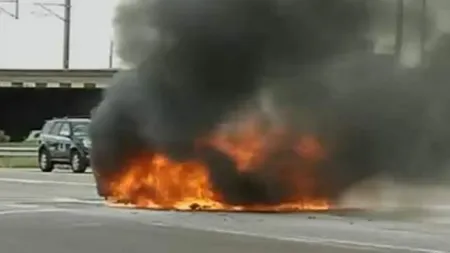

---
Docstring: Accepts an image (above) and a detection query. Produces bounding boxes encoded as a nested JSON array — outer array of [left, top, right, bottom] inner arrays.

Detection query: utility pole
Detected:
[[0, 0, 19, 19], [419, 0, 428, 66], [108, 39, 114, 68], [394, 0, 404, 65], [63, 0, 71, 69], [34, 0, 72, 69]]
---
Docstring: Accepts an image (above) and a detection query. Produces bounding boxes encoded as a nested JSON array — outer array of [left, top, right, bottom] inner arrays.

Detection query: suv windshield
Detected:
[[41, 120, 55, 134], [72, 122, 90, 137]]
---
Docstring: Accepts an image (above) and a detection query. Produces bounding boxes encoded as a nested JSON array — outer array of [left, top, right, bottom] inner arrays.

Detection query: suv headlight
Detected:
[[82, 139, 91, 148]]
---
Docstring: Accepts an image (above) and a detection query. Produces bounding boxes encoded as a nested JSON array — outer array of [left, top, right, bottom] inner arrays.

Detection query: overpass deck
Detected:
[[0, 69, 118, 89]]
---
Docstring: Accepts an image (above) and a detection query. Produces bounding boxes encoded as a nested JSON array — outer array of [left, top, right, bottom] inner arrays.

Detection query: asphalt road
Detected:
[[0, 168, 449, 253]]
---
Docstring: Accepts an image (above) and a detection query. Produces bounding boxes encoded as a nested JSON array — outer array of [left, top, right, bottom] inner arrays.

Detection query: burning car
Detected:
[[89, 0, 450, 212]]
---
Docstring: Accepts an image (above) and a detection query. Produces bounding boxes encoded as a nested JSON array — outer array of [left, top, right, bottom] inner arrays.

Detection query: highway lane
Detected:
[[0, 168, 96, 201], [0, 211, 383, 253], [0, 168, 449, 253]]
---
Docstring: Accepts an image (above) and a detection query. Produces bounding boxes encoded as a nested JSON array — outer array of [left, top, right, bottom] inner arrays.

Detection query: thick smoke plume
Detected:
[[90, 0, 450, 206]]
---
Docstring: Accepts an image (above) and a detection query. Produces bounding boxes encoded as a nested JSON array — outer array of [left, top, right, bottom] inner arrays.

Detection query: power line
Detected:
[[0, 0, 71, 69], [31, 0, 71, 69], [0, 0, 19, 19]]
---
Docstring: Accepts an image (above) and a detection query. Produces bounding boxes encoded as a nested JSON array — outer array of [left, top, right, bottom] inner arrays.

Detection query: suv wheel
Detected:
[[70, 150, 87, 173], [38, 149, 54, 172]]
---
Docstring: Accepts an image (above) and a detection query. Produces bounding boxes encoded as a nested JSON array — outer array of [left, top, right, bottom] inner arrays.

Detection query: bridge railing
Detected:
[[0, 69, 118, 78], [0, 69, 118, 88]]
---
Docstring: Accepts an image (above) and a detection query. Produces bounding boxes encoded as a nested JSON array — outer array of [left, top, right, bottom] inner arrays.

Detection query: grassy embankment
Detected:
[[0, 157, 38, 168]]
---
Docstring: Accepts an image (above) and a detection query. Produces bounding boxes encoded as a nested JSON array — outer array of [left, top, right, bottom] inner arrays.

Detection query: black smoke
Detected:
[[90, 0, 450, 206]]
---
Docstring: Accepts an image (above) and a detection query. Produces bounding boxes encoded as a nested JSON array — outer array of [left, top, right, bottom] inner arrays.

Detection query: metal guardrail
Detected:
[[0, 152, 37, 157], [0, 147, 36, 151], [0, 147, 37, 157]]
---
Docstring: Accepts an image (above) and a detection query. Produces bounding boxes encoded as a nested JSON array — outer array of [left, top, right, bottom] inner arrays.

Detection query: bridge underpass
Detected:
[[0, 69, 116, 141]]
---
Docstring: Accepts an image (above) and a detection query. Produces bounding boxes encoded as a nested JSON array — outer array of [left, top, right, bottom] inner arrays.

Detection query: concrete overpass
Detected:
[[0, 69, 119, 140], [0, 69, 118, 89]]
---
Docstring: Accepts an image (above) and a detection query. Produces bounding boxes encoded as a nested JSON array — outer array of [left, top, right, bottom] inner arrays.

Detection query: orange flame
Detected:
[[105, 117, 330, 212]]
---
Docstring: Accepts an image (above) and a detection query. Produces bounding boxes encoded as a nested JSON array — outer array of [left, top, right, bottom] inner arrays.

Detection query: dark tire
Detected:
[[93, 171, 111, 198], [70, 150, 87, 173], [38, 149, 54, 172]]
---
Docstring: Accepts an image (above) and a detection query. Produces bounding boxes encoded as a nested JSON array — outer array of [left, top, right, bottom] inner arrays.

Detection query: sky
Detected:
[[0, 0, 449, 70], [0, 0, 121, 69]]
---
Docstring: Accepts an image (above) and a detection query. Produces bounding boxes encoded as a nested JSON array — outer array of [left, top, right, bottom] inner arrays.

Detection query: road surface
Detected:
[[0, 168, 449, 253]]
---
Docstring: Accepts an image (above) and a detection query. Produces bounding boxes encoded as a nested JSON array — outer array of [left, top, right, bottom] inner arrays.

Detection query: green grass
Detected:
[[0, 156, 38, 168]]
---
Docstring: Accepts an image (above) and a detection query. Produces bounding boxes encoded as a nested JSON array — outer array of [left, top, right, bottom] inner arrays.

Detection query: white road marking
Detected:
[[51, 197, 103, 204], [0, 208, 67, 216], [0, 199, 443, 252], [209, 228, 447, 253], [149, 223, 446, 253], [0, 168, 92, 173], [0, 173, 447, 252], [0, 177, 95, 186], [5, 204, 40, 209], [0, 168, 39, 172], [70, 222, 103, 228]]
